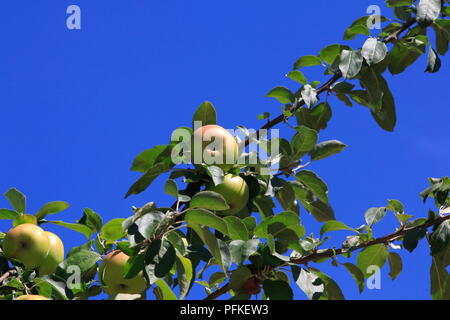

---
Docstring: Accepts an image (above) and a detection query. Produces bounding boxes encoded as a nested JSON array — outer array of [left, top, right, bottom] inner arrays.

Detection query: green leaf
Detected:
[[190, 191, 230, 211], [425, 47, 442, 73], [388, 39, 425, 75], [100, 218, 126, 244], [386, 0, 414, 7], [4, 188, 26, 213], [331, 81, 355, 94], [358, 66, 383, 111], [209, 272, 226, 287], [310, 140, 347, 161], [430, 243, 450, 300], [266, 86, 295, 104], [60, 250, 100, 273], [318, 44, 341, 65], [78, 208, 103, 233], [175, 255, 193, 299], [295, 102, 332, 132], [357, 244, 389, 278], [291, 126, 319, 156], [131, 145, 173, 173], [433, 19, 450, 55], [154, 279, 178, 300], [309, 268, 345, 300], [253, 196, 275, 218], [343, 16, 371, 40], [254, 211, 305, 242], [224, 216, 249, 241], [125, 162, 174, 198], [293, 55, 323, 69], [403, 227, 427, 252], [339, 50, 363, 79], [342, 263, 365, 293], [387, 199, 404, 213], [291, 182, 335, 222], [0, 209, 20, 220], [229, 239, 260, 266], [416, 0, 441, 26], [388, 252, 403, 280], [135, 211, 167, 240], [185, 208, 229, 236], [229, 266, 253, 291], [46, 221, 93, 240], [295, 170, 329, 204], [188, 223, 230, 273], [361, 38, 388, 66], [364, 207, 387, 227], [369, 74, 397, 132], [13, 213, 37, 226], [301, 85, 318, 107], [286, 70, 307, 84], [192, 101, 216, 128], [263, 279, 293, 300], [35, 201, 70, 221], [206, 166, 225, 186], [274, 180, 299, 214], [320, 220, 357, 239], [37, 276, 71, 300], [164, 179, 178, 198], [309, 200, 335, 222], [155, 242, 176, 278], [430, 221, 450, 255]]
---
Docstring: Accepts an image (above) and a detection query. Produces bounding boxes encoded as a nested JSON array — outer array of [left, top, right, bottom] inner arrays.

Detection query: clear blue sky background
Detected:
[[0, 0, 448, 300]]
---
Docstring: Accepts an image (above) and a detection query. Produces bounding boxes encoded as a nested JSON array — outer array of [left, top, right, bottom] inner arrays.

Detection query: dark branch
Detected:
[[204, 283, 230, 300], [291, 214, 450, 265]]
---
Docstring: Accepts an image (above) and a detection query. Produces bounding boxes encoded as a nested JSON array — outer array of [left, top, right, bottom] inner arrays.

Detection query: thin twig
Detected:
[[0, 270, 17, 284]]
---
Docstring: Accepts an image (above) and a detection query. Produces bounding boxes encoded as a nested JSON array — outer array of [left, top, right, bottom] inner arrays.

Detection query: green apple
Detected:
[[3, 224, 50, 270], [191, 124, 238, 171], [99, 250, 148, 296], [16, 295, 49, 300], [39, 232, 64, 276], [206, 174, 249, 215]]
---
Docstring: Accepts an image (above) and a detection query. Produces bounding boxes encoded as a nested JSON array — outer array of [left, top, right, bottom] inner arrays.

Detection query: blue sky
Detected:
[[0, 0, 448, 300]]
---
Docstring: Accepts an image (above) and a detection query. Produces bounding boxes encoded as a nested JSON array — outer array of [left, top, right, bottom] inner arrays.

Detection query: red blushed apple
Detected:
[[191, 124, 238, 172]]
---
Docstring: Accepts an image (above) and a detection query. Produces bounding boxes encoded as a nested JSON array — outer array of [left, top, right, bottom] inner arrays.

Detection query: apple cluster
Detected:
[[192, 124, 250, 216]]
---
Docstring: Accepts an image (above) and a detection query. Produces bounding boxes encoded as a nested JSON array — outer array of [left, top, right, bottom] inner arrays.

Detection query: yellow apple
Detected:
[[39, 232, 64, 276], [99, 250, 148, 296], [191, 124, 238, 171], [206, 174, 249, 215], [3, 224, 50, 270], [16, 295, 49, 300]]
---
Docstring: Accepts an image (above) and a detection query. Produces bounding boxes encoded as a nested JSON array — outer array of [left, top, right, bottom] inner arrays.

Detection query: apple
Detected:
[[99, 250, 148, 296], [16, 295, 49, 300], [39, 232, 64, 276], [3, 224, 50, 270], [206, 174, 249, 215], [191, 124, 238, 171]]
